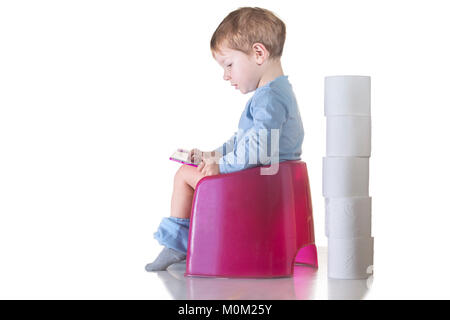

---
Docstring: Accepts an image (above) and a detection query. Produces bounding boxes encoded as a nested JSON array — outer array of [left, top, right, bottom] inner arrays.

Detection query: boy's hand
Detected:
[[189, 149, 220, 164], [189, 148, 203, 164], [197, 157, 220, 176]]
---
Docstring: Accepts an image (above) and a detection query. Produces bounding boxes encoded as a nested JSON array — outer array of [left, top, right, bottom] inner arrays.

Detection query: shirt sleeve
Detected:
[[213, 131, 237, 157], [218, 90, 288, 174]]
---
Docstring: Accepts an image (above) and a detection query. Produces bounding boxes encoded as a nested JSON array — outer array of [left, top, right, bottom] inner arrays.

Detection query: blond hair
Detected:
[[210, 7, 286, 60]]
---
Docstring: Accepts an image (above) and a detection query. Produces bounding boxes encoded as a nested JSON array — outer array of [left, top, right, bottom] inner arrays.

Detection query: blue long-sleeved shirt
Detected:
[[214, 75, 304, 174]]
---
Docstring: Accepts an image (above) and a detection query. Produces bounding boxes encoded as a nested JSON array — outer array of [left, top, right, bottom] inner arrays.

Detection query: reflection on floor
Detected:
[[154, 247, 372, 300]]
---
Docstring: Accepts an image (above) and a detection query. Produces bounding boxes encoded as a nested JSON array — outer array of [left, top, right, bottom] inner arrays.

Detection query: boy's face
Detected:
[[213, 46, 261, 94]]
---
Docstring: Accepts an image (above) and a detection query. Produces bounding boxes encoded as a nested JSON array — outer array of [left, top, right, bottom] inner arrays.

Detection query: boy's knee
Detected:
[[174, 166, 182, 183], [174, 165, 204, 189], [174, 164, 189, 183]]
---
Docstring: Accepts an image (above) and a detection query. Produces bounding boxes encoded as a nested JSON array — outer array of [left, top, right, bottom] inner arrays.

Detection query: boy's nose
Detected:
[[223, 71, 230, 81]]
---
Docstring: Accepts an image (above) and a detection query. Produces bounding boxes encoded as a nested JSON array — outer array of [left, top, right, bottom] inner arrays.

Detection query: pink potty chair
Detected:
[[185, 160, 317, 278]]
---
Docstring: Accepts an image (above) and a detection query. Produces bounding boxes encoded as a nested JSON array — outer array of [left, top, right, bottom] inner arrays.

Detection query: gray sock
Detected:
[[145, 247, 186, 272]]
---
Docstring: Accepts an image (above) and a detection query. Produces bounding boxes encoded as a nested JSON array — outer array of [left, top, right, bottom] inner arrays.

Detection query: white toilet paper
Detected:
[[327, 278, 370, 300], [325, 76, 371, 116], [326, 116, 371, 157], [325, 197, 372, 238], [328, 237, 374, 279], [322, 157, 369, 197]]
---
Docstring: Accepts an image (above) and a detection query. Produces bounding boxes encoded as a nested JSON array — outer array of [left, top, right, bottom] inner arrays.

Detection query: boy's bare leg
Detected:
[[145, 165, 205, 272], [170, 164, 205, 219]]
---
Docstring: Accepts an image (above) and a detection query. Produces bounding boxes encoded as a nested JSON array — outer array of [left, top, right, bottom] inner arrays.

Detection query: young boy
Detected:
[[145, 7, 304, 272]]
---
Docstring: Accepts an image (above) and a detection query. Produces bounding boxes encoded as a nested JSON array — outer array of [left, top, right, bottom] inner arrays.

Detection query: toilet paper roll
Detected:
[[325, 197, 372, 238], [326, 116, 371, 157], [322, 157, 369, 197], [328, 237, 374, 279], [327, 278, 370, 300], [325, 76, 371, 116]]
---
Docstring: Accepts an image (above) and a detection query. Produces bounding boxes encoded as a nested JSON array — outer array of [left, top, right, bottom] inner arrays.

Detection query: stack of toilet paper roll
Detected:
[[323, 76, 374, 279]]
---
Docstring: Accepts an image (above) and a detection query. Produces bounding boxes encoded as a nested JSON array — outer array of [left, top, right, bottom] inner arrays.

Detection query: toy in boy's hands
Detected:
[[169, 148, 201, 167], [170, 148, 221, 168]]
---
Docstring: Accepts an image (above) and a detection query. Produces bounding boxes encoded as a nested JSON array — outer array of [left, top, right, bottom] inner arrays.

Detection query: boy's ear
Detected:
[[252, 43, 269, 65]]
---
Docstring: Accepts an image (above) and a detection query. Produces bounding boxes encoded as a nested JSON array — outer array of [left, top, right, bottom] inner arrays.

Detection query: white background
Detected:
[[1, 0, 449, 299]]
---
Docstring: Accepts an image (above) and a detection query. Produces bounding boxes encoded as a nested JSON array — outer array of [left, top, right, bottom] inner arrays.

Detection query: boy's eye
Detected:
[[227, 64, 232, 68]]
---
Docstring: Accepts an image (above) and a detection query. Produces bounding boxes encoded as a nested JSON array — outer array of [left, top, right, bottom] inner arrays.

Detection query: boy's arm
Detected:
[[212, 131, 237, 157], [189, 136, 233, 163], [219, 94, 287, 174]]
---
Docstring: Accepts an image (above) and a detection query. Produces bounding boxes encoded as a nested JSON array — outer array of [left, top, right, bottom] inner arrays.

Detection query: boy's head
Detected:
[[211, 7, 286, 94]]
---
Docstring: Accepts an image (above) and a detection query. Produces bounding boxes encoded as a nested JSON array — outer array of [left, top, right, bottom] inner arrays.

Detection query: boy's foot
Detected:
[[145, 247, 186, 272]]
